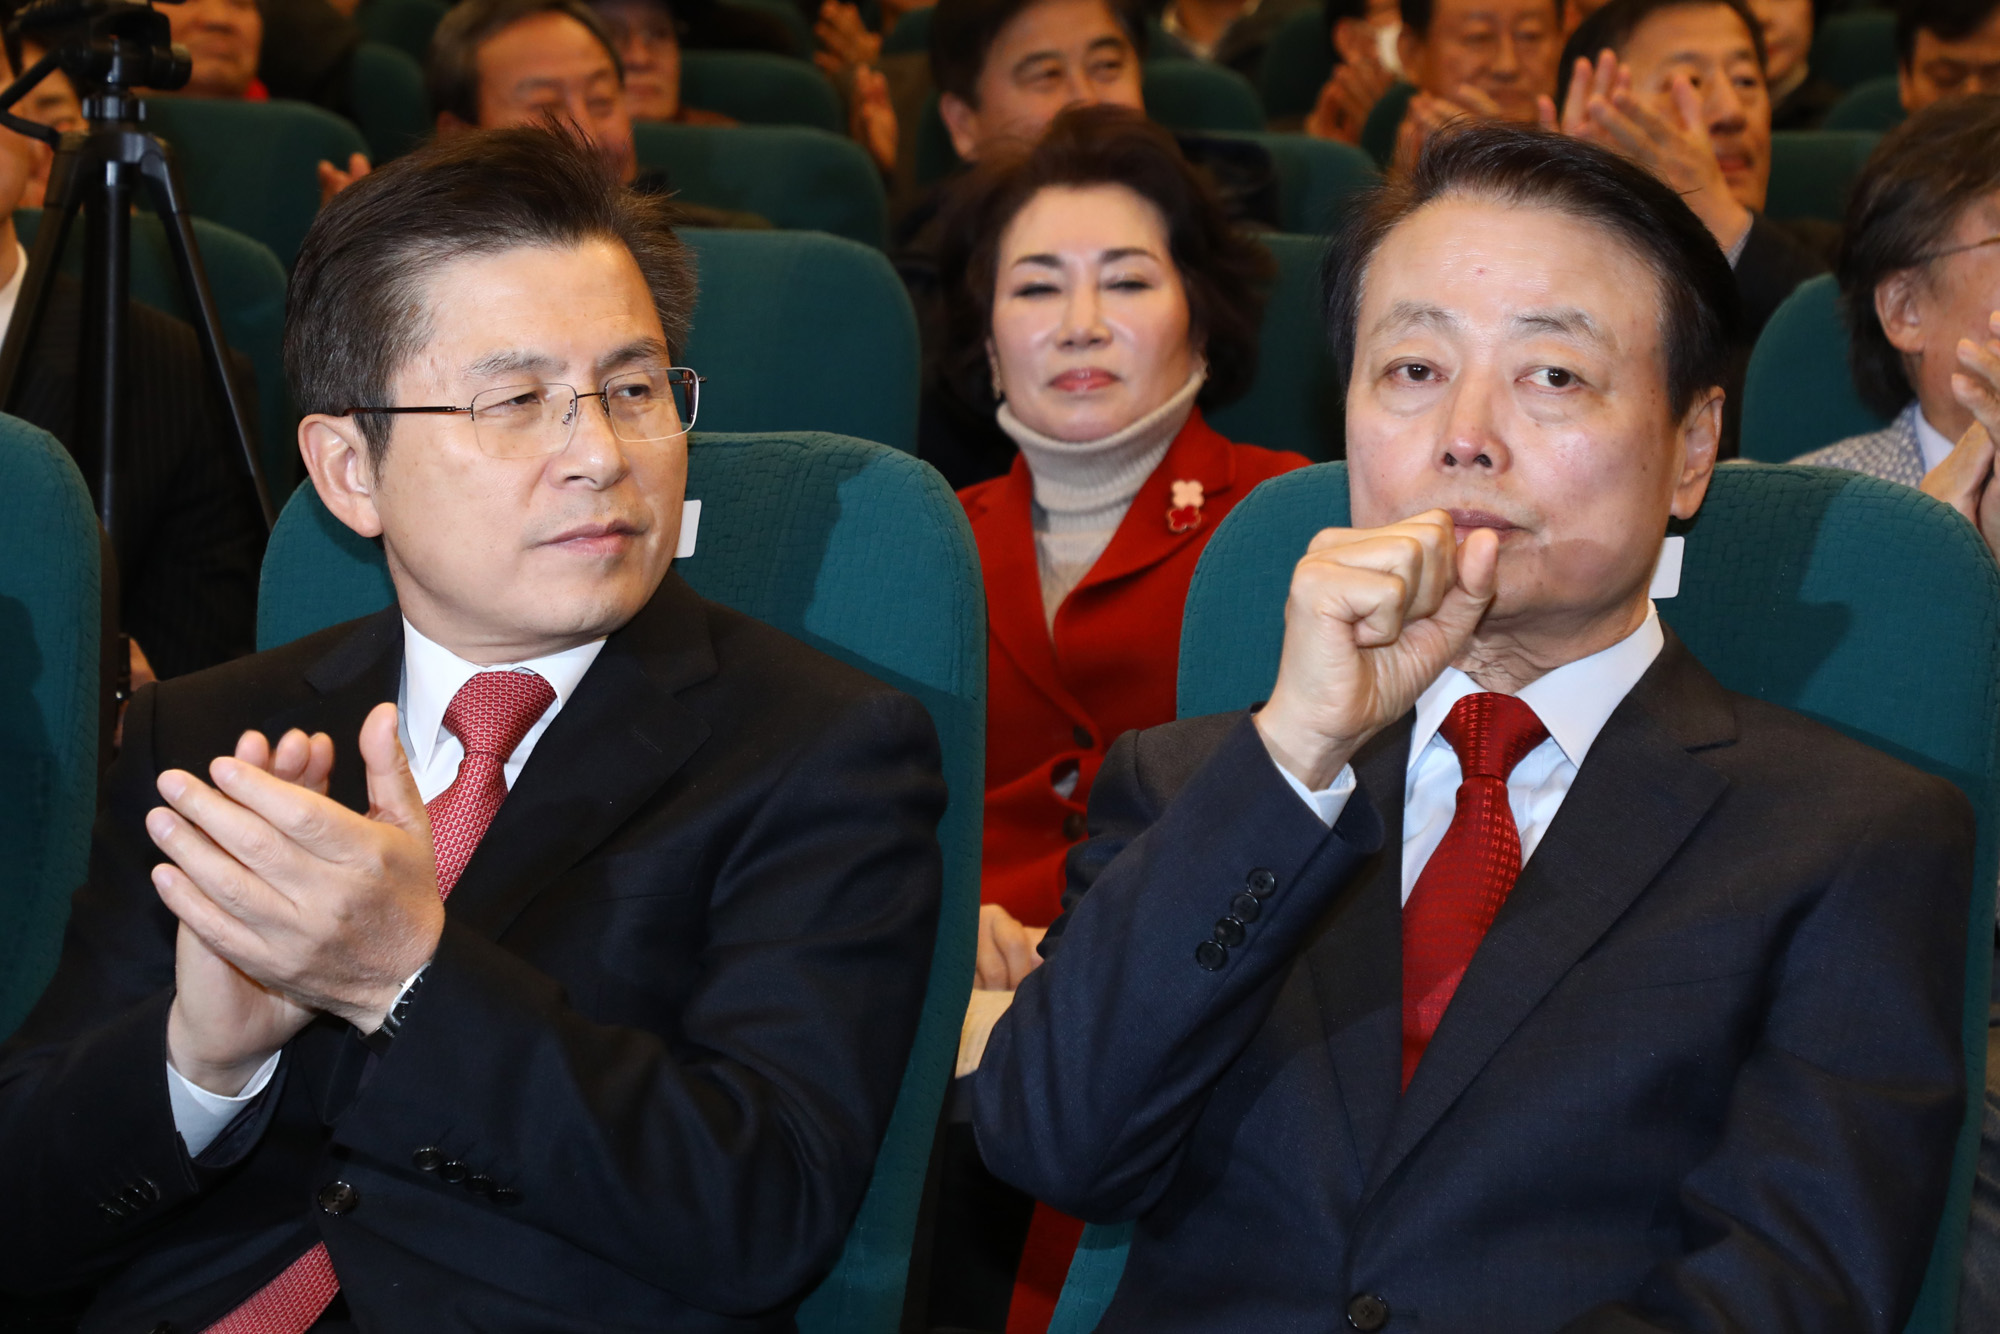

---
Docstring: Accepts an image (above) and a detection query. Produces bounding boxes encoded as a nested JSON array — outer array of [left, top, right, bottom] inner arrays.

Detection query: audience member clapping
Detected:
[[1793, 96, 2000, 549], [1392, 0, 1561, 168], [1304, 0, 1401, 144], [1898, 0, 2000, 114], [1552, 0, 1830, 338]]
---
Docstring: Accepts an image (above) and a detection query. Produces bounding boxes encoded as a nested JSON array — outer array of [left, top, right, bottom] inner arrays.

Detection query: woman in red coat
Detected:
[[928, 105, 1311, 1334]]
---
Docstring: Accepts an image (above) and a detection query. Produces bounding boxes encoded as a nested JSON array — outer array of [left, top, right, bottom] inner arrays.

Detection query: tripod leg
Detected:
[[0, 134, 89, 419], [138, 140, 275, 529], [77, 159, 133, 539]]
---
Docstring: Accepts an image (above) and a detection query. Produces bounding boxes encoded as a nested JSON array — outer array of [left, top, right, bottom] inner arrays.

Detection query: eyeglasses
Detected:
[[1923, 235, 2000, 264], [343, 366, 702, 459]]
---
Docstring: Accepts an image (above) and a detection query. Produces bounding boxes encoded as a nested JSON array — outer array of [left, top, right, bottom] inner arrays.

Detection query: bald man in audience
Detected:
[[973, 122, 1971, 1333]]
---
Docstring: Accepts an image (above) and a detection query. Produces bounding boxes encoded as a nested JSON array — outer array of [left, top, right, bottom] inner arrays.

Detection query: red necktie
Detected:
[[204, 670, 554, 1333], [1400, 692, 1548, 1092]]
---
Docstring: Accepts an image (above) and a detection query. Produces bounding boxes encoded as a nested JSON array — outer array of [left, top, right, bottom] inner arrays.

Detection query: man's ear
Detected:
[[1668, 387, 1723, 521], [939, 92, 983, 163], [300, 413, 386, 539], [1874, 269, 1927, 356]]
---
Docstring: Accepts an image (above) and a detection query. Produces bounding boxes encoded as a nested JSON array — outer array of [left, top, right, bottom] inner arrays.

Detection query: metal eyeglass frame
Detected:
[[340, 366, 704, 456]]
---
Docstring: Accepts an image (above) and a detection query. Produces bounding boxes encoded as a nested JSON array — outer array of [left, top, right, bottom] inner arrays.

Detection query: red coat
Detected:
[[960, 409, 1310, 926]]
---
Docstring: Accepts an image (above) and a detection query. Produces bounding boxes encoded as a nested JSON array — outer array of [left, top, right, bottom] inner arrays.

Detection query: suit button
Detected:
[[1346, 1293, 1390, 1331], [438, 1159, 469, 1183], [491, 1186, 524, 1206], [1072, 725, 1094, 748], [465, 1174, 496, 1195], [1062, 812, 1087, 841], [1230, 892, 1261, 922], [1246, 868, 1277, 897], [411, 1147, 444, 1172], [1194, 940, 1227, 971], [317, 1181, 360, 1215], [1212, 917, 1246, 948]]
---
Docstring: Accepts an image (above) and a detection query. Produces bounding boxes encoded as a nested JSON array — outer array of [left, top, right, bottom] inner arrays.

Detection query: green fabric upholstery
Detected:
[[883, 4, 932, 54], [0, 415, 100, 1039], [255, 431, 984, 1331], [1740, 273, 1891, 462], [354, 0, 447, 64], [1359, 80, 1415, 167], [1765, 129, 1881, 223], [1222, 130, 1378, 234], [1143, 60, 1267, 133], [1810, 9, 1899, 89], [1826, 75, 1907, 131], [13, 206, 296, 496], [1259, 6, 1336, 119], [138, 96, 370, 269], [1055, 462, 2000, 1332], [680, 51, 843, 132], [346, 41, 432, 162], [721, 0, 817, 58], [633, 121, 888, 248], [1206, 232, 1342, 461], [680, 228, 919, 450]]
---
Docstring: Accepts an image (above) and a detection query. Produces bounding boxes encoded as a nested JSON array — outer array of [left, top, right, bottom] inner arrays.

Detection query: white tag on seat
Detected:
[[1649, 535, 1684, 599], [676, 499, 701, 559]]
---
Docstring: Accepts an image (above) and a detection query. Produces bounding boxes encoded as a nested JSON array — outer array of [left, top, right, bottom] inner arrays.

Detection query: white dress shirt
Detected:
[[1281, 606, 1665, 904], [0, 242, 30, 332], [1913, 407, 1960, 476], [166, 619, 604, 1155]]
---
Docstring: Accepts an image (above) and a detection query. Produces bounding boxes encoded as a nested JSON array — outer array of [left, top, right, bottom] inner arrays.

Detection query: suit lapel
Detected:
[[1303, 717, 1411, 1181], [442, 572, 719, 940], [269, 609, 405, 816], [971, 460, 1092, 720], [1065, 411, 1238, 595], [1363, 635, 1737, 1201]]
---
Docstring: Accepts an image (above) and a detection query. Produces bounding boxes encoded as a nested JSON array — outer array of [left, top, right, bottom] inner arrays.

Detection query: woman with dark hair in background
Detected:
[[922, 102, 1307, 1334]]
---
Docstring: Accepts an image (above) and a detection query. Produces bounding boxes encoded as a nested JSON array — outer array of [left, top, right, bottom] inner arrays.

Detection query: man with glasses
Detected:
[[0, 124, 945, 1332]]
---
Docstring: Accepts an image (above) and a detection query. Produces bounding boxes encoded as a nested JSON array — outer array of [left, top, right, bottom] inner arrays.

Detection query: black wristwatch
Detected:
[[359, 966, 428, 1056]]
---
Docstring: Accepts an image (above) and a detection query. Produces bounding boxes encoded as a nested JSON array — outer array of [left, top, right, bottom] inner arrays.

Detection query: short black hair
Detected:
[[1558, 0, 1767, 102], [286, 123, 696, 468], [928, 0, 1144, 105], [428, 0, 624, 125], [1322, 121, 1743, 420], [936, 105, 1273, 419], [1401, 0, 1562, 40], [1838, 94, 2000, 417], [1896, 0, 2000, 66]]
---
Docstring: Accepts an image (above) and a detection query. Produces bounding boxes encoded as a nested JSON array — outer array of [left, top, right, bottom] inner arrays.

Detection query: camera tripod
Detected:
[[0, 0, 275, 547]]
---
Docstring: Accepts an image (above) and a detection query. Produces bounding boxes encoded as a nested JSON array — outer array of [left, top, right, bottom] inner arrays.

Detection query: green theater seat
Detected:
[[0, 415, 100, 1039], [1206, 231, 1342, 461], [1143, 60, 1267, 133], [1810, 9, 1899, 90], [139, 95, 371, 269], [1359, 80, 1415, 167], [346, 40, 432, 162], [680, 51, 843, 132], [634, 120, 888, 249], [256, 430, 985, 1334], [1259, 6, 1336, 120], [883, 4, 932, 53], [721, 0, 817, 58], [354, 0, 447, 64], [1765, 128, 1881, 224], [1740, 273, 1891, 462], [1826, 75, 1907, 132], [679, 228, 919, 451], [1230, 131, 1378, 234], [13, 207, 297, 495], [1051, 460, 2000, 1334]]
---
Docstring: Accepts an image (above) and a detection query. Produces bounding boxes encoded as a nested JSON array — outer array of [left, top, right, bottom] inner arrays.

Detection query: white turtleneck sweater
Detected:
[[997, 368, 1206, 632]]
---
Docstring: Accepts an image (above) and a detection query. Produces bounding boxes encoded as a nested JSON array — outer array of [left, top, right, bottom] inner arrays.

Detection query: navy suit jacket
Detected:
[[973, 633, 1972, 1332], [0, 573, 945, 1332]]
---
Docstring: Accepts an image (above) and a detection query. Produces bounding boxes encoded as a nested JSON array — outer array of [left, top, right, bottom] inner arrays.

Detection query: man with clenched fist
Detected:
[[972, 123, 1975, 1333]]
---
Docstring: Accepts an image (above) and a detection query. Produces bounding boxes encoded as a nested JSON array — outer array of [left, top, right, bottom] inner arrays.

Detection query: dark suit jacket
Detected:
[[12, 276, 266, 679], [0, 573, 946, 1332], [1736, 212, 1835, 343], [973, 633, 1972, 1332]]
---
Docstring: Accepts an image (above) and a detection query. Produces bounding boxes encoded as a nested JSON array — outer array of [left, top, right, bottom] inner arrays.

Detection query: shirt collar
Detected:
[[0, 242, 30, 333], [1408, 603, 1665, 773], [399, 617, 606, 769], [1911, 401, 1958, 475]]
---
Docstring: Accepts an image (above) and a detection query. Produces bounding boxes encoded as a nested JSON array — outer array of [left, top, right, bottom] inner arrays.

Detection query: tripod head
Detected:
[[0, 0, 190, 141]]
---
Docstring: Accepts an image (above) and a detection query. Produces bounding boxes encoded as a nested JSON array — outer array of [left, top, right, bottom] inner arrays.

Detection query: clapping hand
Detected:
[[1921, 310, 2000, 558], [152, 703, 443, 1093], [1542, 52, 1751, 252], [1392, 85, 1503, 175], [1255, 512, 1500, 790], [850, 63, 899, 175], [1305, 47, 1396, 146], [975, 903, 1047, 991], [814, 0, 880, 76], [316, 152, 371, 210]]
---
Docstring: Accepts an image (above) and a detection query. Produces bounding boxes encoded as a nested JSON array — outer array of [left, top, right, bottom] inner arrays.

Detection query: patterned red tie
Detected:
[[204, 670, 554, 1333], [1400, 692, 1548, 1092]]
